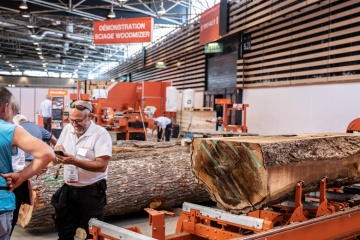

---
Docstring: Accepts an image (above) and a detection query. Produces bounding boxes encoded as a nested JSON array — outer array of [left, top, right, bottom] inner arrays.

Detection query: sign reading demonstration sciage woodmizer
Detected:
[[93, 17, 153, 45]]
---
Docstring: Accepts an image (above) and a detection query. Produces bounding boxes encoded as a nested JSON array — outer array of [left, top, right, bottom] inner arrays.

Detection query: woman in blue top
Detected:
[[0, 87, 55, 239]]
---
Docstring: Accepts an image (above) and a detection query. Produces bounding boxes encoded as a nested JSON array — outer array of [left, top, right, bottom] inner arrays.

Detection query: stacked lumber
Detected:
[[190, 133, 360, 214], [18, 141, 210, 228], [176, 109, 216, 131]]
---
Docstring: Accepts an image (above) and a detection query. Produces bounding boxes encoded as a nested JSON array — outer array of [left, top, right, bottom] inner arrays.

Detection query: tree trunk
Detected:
[[18, 142, 210, 228], [190, 133, 360, 214]]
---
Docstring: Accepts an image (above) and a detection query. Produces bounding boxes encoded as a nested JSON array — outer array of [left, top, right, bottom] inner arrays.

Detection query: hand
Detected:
[[54, 145, 65, 152], [1, 172, 24, 193], [55, 152, 75, 165]]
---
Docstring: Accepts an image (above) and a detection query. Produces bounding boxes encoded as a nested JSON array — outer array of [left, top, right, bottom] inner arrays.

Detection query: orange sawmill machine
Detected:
[[89, 177, 360, 240], [210, 98, 249, 133], [71, 81, 176, 141]]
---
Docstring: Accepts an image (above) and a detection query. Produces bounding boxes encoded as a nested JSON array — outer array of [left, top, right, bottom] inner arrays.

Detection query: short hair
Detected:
[[10, 95, 20, 115], [0, 86, 12, 106], [154, 121, 159, 125]]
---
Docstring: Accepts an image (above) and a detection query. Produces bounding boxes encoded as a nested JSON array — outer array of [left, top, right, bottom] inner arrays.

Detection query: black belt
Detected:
[[0, 186, 9, 191]]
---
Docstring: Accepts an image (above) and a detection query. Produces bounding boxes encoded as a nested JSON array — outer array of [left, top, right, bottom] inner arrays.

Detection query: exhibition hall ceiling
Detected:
[[0, 0, 218, 80]]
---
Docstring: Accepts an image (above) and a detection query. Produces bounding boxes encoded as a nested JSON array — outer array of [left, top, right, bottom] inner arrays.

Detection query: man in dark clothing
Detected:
[[13, 114, 57, 162]]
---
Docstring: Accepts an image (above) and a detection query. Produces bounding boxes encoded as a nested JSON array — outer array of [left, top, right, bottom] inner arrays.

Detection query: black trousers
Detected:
[[54, 182, 107, 240], [43, 117, 51, 132], [157, 123, 172, 141]]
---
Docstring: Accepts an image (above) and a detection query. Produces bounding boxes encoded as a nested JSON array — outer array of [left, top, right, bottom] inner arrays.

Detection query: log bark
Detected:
[[18, 141, 210, 228], [190, 133, 360, 214]]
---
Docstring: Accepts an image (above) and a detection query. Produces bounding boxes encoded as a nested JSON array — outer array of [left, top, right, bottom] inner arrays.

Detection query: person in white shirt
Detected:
[[52, 100, 112, 240], [152, 116, 172, 142], [39, 94, 52, 132]]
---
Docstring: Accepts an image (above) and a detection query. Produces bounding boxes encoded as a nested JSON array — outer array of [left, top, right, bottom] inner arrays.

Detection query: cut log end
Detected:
[[191, 133, 360, 213]]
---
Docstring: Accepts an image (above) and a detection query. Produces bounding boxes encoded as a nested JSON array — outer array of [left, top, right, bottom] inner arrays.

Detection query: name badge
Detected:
[[77, 148, 88, 157], [66, 165, 78, 183]]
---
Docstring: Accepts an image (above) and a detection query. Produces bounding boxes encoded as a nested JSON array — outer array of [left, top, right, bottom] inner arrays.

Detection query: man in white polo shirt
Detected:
[[52, 100, 112, 240]]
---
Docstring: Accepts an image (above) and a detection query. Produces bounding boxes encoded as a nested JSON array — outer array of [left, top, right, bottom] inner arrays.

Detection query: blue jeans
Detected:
[[0, 211, 13, 240]]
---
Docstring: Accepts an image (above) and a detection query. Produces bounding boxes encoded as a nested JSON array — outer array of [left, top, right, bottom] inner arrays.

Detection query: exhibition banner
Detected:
[[93, 17, 153, 44], [199, 3, 220, 45]]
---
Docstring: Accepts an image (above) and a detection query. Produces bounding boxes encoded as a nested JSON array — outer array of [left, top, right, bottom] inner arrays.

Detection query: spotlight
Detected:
[[107, 6, 116, 18], [157, 1, 166, 15], [19, 1, 28, 10], [21, 11, 30, 18]]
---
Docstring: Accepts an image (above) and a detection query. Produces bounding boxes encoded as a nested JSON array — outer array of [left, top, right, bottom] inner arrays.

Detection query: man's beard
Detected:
[[74, 125, 88, 136]]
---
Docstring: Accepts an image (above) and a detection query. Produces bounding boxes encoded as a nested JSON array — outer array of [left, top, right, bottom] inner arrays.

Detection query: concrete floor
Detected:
[[11, 209, 181, 240]]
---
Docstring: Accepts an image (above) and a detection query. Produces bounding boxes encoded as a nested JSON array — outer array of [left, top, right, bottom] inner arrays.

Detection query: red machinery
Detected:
[[347, 118, 360, 133], [215, 98, 249, 133], [70, 94, 149, 141], [70, 81, 178, 141], [89, 178, 360, 240]]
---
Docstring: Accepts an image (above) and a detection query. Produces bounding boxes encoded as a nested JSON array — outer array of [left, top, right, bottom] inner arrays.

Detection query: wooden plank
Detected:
[[176, 110, 216, 132]]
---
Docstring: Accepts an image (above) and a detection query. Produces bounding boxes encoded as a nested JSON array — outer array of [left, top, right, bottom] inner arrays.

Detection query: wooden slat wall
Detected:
[[232, 0, 360, 88], [108, 0, 360, 90], [107, 20, 206, 91]]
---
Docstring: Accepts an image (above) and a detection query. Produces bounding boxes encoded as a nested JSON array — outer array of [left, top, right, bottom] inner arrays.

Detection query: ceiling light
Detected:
[[35, 47, 41, 51], [21, 11, 30, 18], [157, 2, 166, 15], [27, 24, 35, 28], [33, 42, 39, 45], [117, 0, 127, 2], [19, 1, 28, 10], [37, 52, 42, 55], [107, 6, 116, 18]]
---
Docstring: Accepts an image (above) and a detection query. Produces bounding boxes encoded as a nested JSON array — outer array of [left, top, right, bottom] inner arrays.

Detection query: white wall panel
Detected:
[[19, 88, 36, 122], [7, 87, 75, 123], [243, 83, 360, 135]]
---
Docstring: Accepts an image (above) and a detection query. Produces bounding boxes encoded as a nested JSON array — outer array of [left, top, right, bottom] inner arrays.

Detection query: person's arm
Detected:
[[56, 153, 110, 172], [161, 126, 166, 140], [152, 125, 158, 135], [49, 135, 57, 148], [1, 126, 55, 191], [55, 129, 112, 172], [41, 127, 57, 148], [55, 130, 111, 172]]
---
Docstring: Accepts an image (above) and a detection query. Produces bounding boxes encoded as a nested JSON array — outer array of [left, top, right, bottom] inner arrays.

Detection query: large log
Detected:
[[190, 133, 360, 214], [18, 141, 210, 228]]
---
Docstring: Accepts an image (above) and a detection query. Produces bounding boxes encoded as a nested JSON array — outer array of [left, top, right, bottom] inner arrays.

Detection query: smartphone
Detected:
[[54, 150, 65, 156]]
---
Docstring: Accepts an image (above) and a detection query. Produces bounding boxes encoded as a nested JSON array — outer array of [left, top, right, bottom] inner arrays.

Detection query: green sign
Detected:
[[205, 43, 223, 53]]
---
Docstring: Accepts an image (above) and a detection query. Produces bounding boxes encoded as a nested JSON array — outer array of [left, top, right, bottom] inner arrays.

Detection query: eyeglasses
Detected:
[[69, 115, 87, 125], [70, 103, 90, 111]]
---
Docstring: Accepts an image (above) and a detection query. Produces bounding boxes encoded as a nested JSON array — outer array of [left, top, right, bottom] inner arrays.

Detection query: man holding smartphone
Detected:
[[52, 100, 112, 240]]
